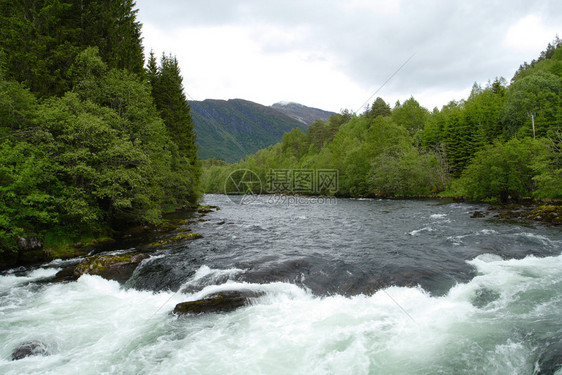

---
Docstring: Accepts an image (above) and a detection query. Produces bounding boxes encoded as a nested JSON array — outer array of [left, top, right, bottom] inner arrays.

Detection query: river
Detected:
[[1, 195, 561, 374]]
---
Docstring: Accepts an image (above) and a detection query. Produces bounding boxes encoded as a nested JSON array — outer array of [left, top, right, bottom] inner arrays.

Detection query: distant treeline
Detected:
[[0, 0, 200, 253], [203, 37, 562, 202]]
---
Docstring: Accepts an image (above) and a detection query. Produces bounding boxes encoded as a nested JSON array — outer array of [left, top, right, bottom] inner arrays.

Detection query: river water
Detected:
[[1, 195, 561, 374]]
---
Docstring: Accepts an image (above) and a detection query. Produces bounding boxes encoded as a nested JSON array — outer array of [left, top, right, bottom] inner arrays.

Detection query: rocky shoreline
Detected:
[[0, 205, 219, 271], [469, 203, 562, 225]]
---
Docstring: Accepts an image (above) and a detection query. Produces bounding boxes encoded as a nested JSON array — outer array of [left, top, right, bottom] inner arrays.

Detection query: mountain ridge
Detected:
[[271, 101, 335, 125], [191, 98, 335, 163]]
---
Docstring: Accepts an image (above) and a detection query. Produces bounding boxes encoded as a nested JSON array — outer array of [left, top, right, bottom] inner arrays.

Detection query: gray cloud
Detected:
[[135, 0, 562, 109]]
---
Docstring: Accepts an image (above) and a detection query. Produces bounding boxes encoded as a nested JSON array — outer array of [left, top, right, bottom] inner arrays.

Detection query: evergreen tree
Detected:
[[0, 0, 144, 97], [307, 120, 330, 150], [146, 50, 158, 87], [147, 53, 201, 205], [79, 0, 144, 75], [150, 54, 198, 162], [366, 97, 391, 118], [512, 36, 562, 81]]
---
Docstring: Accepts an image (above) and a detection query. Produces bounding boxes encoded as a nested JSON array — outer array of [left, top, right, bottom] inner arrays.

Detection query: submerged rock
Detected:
[[53, 266, 79, 282], [538, 340, 562, 374], [470, 211, 486, 218], [11, 341, 49, 360], [471, 287, 501, 308], [173, 290, 264, 315], [148, 232, 202, 248], [74, 253, 149, 283]]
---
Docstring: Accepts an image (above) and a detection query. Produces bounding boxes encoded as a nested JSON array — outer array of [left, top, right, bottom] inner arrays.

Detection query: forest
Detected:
[[202, 38, 562, 203], [0, 0, 200, 255], [0, 0, 560, 260]]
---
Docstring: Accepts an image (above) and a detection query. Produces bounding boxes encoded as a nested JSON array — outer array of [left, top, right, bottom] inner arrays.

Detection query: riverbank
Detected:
[[0, 205, 217, 271]]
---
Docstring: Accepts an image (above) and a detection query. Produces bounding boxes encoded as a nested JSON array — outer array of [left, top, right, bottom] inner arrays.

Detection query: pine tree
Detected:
[[0, 0, 144, 97], [79, 0, 144, 75], [366, 97, 391, 118], [150, 54, 198, 162], [147, 53, 201, 205], [146, 50, 158, 87]]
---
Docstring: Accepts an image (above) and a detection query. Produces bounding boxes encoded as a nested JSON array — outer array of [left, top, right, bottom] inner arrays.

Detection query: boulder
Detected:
[[11, 341, 49, 360], [74, 253, 149, 283], [17, 236, 43, 251], [173, 290, 264, 315], [16, 236, 51, 265], [53, 266, 79, 282]]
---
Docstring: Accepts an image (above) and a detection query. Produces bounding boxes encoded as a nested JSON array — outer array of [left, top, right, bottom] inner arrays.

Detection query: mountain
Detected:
[[270, 102, 336, 125], [190, 99, 306, 163]]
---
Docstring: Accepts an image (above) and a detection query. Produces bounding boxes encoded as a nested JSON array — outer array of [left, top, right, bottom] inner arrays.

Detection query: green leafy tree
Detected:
[[391, 97, 429, 137], [41, 47, 176, 226], [370, 147, 438, 196], [456, 138, 544, 202], [280, 128, 309, 162], [0, 75, 58, 251], [501, 71, 561, 138], [532, 130, 562, 198]]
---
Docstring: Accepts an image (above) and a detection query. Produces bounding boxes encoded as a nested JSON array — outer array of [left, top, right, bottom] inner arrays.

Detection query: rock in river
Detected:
[[173, 290, 264, 315], [11, 341, 49, 360], [73, 253, 149, 283]]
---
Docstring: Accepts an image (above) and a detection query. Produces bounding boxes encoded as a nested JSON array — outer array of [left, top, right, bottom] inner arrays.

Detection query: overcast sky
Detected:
[[135, 0, 561, 113]]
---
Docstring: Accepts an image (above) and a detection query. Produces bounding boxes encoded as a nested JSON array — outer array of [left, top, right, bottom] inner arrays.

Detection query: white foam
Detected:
[[179, 265, 245, 292], [446, 229, 499, 246], [516, 232, 555, 246], [480, 229, 498, 235], [1, 255, 561, 374], [430, 213, 447, 219], [408, 226, 434, 236], [0, 268, 60, 292]]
